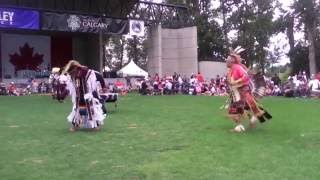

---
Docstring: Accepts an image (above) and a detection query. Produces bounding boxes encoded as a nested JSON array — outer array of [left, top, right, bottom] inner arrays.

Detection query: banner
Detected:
[[0, 8, 39, 30], [129, 20, 145, 36], [42, 12, 129, 34], [1, 33, 50, 79]]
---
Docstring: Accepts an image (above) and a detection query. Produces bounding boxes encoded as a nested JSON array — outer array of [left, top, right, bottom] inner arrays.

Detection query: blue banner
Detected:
[[0, 8, 39, 30]]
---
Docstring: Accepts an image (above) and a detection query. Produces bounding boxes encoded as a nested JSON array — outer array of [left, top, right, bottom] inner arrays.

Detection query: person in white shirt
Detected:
[[49, 67, 60, 99], [189, 76, 197, 85], [178, 76, 183, 85], [164, 80, 173, 94], [308, 74, 320, 96], [210, 85, 216, 96], [56, 73, 69, 102], [302, 71, 308, 82]]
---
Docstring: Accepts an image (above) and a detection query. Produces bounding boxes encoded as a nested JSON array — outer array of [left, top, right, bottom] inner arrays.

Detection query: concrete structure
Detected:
[[198, 61, 227, 80], [147, 25, 198, 77], [73, 34, 104, 72]]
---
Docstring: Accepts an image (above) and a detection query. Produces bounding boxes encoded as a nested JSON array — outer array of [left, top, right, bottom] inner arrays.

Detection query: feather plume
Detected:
[[234, 46, 245, 54], [52, 67, 60, 73], [62, 60, 83, 74]]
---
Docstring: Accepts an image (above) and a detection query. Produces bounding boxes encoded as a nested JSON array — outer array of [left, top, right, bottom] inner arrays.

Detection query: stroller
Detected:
[[100, 93, 118, 109], [0, 83, 8, 95]]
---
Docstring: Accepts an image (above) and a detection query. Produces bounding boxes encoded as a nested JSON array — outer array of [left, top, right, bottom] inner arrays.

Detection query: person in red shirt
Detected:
[[8, 82, 18, 96], [196, 72, 204, 83], [316, 72, 320, 81], [115, 80, 127, 95], [115, 80, 124, 88], [226, 47, 272, 132]]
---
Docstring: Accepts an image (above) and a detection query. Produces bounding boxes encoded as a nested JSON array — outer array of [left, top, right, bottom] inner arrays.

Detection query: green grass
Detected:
[[0, 94, 320, 180]]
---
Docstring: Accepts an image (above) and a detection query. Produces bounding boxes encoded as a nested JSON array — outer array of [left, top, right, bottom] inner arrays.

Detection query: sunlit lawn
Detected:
[[0, 94, 320, 180]]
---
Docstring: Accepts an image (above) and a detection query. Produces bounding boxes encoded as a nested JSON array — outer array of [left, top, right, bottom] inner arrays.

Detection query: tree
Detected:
[[265, 44, 283, 74], [226, 0, 277, 72], [104, 36, 126, 72], [196, 14, 226, 61], [286, 13, 295, 64], [293, 0, 318, 75], [126, 36, 148, 70], [111, 36, 126, 68], [291, 43, 309, 75], [166, 0, 227, 61]]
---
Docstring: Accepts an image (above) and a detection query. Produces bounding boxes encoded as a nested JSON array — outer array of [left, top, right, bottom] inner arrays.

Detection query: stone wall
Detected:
[[198, 61, 227, 80], [147, 25, 198, 77]]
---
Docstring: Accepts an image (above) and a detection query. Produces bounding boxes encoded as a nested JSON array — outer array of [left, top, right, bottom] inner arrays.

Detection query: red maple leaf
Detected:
[[9, 43, 44, 74]]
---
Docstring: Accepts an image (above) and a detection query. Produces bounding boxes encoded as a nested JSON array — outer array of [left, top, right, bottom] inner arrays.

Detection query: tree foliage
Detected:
[[166, 0, 226, 61], [126, 36, 148, 70], [104, 36, 126, 72], [166, 0, 320, 74], [105, 0, 320, 75], [291, 43, 309, 75], [292, 0, 319, 75]]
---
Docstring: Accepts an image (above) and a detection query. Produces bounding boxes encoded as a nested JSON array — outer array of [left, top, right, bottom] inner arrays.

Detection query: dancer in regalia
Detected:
[[63, 60, 106, 132], [56, 70, 70, 103], [49, 67, 69, 102], [49, 67, 60, 99], [225, 47, 272, 132]]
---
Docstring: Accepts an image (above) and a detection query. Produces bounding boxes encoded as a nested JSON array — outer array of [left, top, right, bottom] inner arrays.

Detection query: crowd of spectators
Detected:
[[0, 79, 51, 96], [264, 71, 320, 98], [138, 72, 229, 96], [1, 71, 319, 99], [137, 71, 320, 98]]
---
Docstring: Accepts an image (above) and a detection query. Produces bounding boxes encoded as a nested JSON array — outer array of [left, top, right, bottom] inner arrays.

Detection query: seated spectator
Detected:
[[284, 78, 295, 97], [215, 75, 221, 87], [164, 80, 173, 95], [272, 85, 282, 96], [178, 75, 183, 86], [154, 73, 160, 82], [265, 86, 273, 96], [188, 87, 195, 95], [195, 83, 202, 95], [125, 77, 132, 90], [8, 82, 19, 96], [115, 80, 124, 89], [106, 83, 116, 93], [115, 79, 126, 95], [181, 82, 189, 94], [152, 81, 162, 95], [40, 82, 47, 93], [172, 81, 180, 94], [140, 80, 149, 95], [210, 85, 217, 96], [271, 74, 281, 86], [189, 75, 197, 85], [219, 86, 228, 96], [31, 80, 39, 94]]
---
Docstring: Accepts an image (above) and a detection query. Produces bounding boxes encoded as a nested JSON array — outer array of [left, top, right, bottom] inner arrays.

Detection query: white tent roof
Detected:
[[117, 60, 148, 77]]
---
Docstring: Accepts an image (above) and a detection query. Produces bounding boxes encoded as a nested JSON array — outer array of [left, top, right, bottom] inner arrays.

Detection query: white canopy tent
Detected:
[[117, 60, 148, 78]]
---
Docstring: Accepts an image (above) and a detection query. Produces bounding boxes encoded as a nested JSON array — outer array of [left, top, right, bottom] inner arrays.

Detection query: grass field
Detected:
[[0, 94, 320, 180]]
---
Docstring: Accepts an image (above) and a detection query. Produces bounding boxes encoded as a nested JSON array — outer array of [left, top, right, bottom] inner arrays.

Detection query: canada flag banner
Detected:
[[1, 33, 50, 79]]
